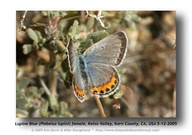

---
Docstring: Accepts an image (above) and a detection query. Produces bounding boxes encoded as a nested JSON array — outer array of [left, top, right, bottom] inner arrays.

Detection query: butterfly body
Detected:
[[67, 31, 128, 102]]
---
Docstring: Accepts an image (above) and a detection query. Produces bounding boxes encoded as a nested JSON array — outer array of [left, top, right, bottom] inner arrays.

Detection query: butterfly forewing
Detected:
[[83, 31, 128, 67]]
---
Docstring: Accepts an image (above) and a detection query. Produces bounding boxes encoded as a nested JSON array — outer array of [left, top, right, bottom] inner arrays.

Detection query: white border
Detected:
[[0, 0, 191, 135]]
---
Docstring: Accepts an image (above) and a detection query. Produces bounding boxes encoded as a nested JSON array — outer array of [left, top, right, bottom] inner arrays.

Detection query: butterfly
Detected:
[[67, 31, 128, 102]]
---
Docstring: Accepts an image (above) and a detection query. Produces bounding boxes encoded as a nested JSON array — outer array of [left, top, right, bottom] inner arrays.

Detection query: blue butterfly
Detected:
[[67, 31, 128, 102]]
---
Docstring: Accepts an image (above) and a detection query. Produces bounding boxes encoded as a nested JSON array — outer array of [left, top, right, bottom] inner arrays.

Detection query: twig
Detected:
[[86, 11, 108, 29], [19, 11, 27, 32], [94, 96, 106, 117], [39, 77, 51, 96], [39, 71, 57, 96]]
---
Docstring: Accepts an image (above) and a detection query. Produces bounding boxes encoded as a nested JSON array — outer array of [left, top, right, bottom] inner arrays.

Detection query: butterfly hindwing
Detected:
[[86, 63, 120, 97]]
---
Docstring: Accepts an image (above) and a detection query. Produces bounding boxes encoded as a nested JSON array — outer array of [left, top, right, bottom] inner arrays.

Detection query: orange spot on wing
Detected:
[[74, 84, 85, 96], [91, 73, 117, 94]]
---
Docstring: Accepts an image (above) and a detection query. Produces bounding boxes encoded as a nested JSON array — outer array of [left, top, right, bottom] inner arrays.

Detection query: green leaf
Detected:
[[40, 101, 49, 117], [123, 11, 140, 30], [55, 39, 66, 53], [113, 85, 126, 99], [16, 96, 30, 109], [42, 38, 47, 44], [26, 28, 39, 43], [59, 101, 68, 115], [34, 30, 43, 42], [80, 39, 94, 52], [16, 108, 29, 116], [17, 77, 30, 91], [32, 44, 39, 50], [58, 11, 67, 18], [38, 87, 45, 95], [57, 19, 68, 32], [22, 44, 33, 54], [50, 40, 56, 50], [49, 94, 58, 112], [86, 17, 95, 30], [118, 68, 127, 75], [86, 31, 109, 43], [68, 20, 79, 38], [27, 86, 38, 98]]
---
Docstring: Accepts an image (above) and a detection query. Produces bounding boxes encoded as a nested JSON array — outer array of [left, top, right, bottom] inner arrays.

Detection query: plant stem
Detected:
[[39, 77, 50, 96], [48, 70, 57, 95], [94, 96, 106, 117]]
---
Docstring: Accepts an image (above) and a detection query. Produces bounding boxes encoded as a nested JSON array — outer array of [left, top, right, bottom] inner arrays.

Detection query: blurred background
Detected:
[[16, 11, 176, 118]]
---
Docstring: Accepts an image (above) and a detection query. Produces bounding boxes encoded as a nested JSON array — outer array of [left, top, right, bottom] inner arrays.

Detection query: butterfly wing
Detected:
[[67, 39, 77, 73], [67, 31, 128, 102], [67, 39, 88, 102], [83, 31, 128, 67], [71, 67, 87, 103], [86, 63, 120, 97]]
